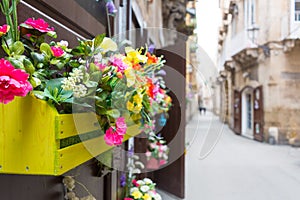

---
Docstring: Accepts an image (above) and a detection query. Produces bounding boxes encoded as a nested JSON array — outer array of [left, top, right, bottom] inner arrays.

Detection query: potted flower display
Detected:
[[0, 0, 172, 175]]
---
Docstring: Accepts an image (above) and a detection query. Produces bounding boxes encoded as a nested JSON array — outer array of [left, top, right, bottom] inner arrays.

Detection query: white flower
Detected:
[[143, 178, 153, 185], [132, 168, 141, 174], [154, 193, 162, 200], [163, 154, 168, 160], [61, 77, 76, 91], [136, 180, 145, 185], [130, 187, 139, 194], [70, 68, 84, 82], [73, 84, 87, 98], [58, 40, 69, 47], [140, 185, 150, 193]]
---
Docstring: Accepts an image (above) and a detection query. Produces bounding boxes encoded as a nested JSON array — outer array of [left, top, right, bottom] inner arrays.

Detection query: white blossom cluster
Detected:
[[61, 68, 87, 98]]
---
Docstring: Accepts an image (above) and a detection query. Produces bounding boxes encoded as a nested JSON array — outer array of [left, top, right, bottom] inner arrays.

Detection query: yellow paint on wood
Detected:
[[56, 112, 100, 139], [0, 95, 142, 175]]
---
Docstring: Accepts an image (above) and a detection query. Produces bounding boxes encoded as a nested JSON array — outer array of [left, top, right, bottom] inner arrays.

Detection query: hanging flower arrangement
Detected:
[[0, 0, 172, 146]]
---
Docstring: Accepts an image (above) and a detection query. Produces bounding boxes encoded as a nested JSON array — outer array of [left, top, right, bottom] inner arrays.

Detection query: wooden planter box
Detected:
[[0, 95, 140, 175]]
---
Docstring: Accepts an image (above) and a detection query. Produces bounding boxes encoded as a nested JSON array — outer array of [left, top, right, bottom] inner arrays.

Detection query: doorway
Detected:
[[241, 87, 254, 139]]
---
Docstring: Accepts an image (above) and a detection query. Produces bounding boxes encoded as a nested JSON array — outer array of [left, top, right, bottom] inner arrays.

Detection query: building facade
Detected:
[[216, 0, 300, 145]]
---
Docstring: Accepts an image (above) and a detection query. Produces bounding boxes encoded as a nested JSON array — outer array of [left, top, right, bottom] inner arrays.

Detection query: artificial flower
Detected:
[[51, 46, 64, 57], [0, 24, 9, 37], [110, 56, 128, 73], [106, 1, 117, 15], [99, 37, 117, 52], [116, 117, 127, 135], [125, 47, 147, 66], [0, 59, 32, 104], [148, 44, 155, 54], [140, 185, 150, 193], [131, 190, 143, 199], [143, 178, 153, 185], [24, 18, 54, 33], [104, 127, 124, 146], [124, 67, 136, 87], [146, 52, 158, 65], [132, 179, 139, 187], [142, 193, 151, 200]]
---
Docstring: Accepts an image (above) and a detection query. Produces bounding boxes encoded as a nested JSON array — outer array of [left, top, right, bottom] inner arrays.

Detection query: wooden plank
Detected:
[[56, 124, 140, 175], [0, 96, 58, 175], [56, 113, 100, 139]]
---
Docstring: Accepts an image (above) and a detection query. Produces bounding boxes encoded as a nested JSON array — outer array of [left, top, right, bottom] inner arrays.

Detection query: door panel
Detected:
[[233, 90, 241, 134], [253, 86, 264, 141], [153, 41, 186, 199]]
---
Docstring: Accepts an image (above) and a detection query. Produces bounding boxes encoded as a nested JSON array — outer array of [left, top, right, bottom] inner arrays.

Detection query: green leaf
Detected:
[[2, 41, 10, 56], [40, 43, 52, 58], [55, 62, 65, 69], [50, 58, 60, 65], [29, 76, 41, 88], [33, 90, 45, 99], [94, 34, 105, 48], [31, 52, 46, 65], [7, 57, 24, 69], [85, 81, 98, 88], [47, 31, 57, 38], [23, 58, 35, 74], [10, 41, 25, 55], [106, 109, 120, 118]]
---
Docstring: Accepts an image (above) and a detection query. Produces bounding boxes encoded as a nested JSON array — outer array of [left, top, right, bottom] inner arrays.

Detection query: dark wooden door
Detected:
[[233, 90, 241, 134], [153, 40, 186, 199], [253, 86, 264, 142]]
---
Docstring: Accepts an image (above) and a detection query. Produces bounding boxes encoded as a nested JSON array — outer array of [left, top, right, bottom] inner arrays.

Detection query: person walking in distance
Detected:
[[198, 95, 206, 115]]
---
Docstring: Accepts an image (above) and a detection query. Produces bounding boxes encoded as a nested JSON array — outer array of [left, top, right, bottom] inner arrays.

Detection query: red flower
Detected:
[[51, 46, 64, 57], [0, 24, 9, 37], [104, 127, 124, 146], [0, 59, 32, 104], [132, 179, 139, 187], [24, 18, 54, 33]]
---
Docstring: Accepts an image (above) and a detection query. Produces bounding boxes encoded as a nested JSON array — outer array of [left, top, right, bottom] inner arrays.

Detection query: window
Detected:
[[295, 0, 300, 21], [244, 0, 256, 28]]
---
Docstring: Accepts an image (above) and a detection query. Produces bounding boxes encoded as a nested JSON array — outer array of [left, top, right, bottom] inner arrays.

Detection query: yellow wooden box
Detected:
[[0, 95, 140, 175]]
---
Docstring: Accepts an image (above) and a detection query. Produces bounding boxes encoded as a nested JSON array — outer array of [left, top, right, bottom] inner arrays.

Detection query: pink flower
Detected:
[[0, 24, 9, 37], [104, 127, 124, 146], [95, 62, 106, 71], [24, 18, 54, 33], [124, 198, 134, 200], [0, 59, 32, 104], [159, 160, 167, 166], [145, 151, 151, 157], [51, 46, 64, 57], [132, 179, 139, 187], [116, 117, 127, 135], [110, 57, 128, 73]]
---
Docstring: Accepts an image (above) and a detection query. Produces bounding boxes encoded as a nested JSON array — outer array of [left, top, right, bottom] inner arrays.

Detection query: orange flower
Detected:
[[146, 52, 158, 64]]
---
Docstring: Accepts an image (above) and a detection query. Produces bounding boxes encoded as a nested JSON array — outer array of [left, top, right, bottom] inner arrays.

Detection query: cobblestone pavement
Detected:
[[159, 112, 300, 200]]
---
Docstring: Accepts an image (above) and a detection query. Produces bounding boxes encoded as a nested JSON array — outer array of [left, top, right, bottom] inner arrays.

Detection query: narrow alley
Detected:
[[160, 112, 300, 200]]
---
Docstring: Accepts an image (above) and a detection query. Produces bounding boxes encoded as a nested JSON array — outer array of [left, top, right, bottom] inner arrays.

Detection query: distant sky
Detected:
[[195, 0, 221, 65]]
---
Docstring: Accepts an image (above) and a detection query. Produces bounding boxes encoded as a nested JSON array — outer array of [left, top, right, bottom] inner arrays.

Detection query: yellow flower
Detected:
[[127, 101, 134, 111], [99, 37, 117, 52], [125, 47, 147, 65], [142, 193, 151, 200], [131, 190, 143, 199], [133, 94, 143, 105], [124, 67, 136, 87]]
